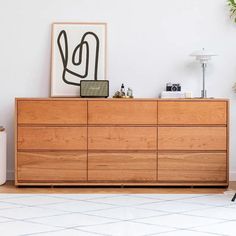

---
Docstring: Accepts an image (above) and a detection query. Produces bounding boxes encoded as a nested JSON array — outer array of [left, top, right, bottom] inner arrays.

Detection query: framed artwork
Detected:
[[50, 22, 107, 97]]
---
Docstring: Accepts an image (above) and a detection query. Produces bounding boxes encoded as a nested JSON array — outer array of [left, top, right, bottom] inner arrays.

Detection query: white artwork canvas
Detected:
[[51, 23, 107, 97]]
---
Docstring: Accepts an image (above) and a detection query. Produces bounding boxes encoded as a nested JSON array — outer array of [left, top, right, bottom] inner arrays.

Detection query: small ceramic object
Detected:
[[127, 88, 133, 98], [113, 91, 122, 98]]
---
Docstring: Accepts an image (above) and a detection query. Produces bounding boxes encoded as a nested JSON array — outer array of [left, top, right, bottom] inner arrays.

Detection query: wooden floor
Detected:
[[0, 181, 235, 194]]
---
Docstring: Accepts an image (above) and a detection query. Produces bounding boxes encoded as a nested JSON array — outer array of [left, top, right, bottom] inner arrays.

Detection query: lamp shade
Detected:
[[190, 48, 217, 63]]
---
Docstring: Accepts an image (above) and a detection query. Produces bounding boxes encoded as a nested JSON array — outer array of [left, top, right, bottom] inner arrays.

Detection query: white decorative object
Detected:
[[161, 91, 192, 99], [51, 23, 107, 97], [161, 91, 188, 98], [184, 92, 193, 98], [0, 128, 6, 185], [190, 48, 217, 98]]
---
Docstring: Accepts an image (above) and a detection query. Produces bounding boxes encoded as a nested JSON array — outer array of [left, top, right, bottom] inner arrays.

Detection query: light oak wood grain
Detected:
[[18, 127, 87, 150], [158, 101, 227, 125], [88, 152, 156, 170], [15, 98, 229, 101], [158, 170, 226, 182], [158, 152, 227, 183], [158, 127, 227, 151], [88, 170, 156, 182], [88, 127, 157, 150], [158, 152, 227, 171], [15, 98, 229, 186], [17, 151, 87, 181], [18, 101, 87, 124], [88, 101, 157, 124]]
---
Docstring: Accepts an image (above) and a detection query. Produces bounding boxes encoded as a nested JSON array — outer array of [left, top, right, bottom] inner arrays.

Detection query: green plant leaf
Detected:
[[228, 0, 236, 22], [229, 0, 236, 6]]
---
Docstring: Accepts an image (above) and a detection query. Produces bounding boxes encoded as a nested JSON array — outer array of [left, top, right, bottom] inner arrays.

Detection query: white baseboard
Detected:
[[7, 170, 236, 181]]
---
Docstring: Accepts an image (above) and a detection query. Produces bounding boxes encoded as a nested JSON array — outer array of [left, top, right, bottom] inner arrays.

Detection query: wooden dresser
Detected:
[[15, 98, 229, 186]]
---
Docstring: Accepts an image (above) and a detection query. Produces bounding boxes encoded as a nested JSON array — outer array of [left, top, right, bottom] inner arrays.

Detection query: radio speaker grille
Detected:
[[80, 80, 109, 98]]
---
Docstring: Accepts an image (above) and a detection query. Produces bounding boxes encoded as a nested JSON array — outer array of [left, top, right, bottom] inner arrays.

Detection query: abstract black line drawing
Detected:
[[57, 30, 100, 86], [51, 23, 106, 97]]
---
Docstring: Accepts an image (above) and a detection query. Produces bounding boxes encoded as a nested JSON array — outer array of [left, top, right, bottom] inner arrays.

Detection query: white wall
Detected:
[[0, 0, 236, 180]]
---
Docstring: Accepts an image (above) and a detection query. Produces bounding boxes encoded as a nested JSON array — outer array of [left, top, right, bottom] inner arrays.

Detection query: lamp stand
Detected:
[[201, 63, 207, 98]]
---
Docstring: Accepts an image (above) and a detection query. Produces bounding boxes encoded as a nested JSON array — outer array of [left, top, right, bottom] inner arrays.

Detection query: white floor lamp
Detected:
[[190, 48, 217, 98]]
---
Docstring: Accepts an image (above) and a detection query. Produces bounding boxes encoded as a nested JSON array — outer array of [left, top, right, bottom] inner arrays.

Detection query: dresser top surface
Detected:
[[15, 97, 229, 102]]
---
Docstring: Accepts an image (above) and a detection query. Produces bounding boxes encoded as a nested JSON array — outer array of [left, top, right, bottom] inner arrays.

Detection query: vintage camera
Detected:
[[166, 83, 181, 92]]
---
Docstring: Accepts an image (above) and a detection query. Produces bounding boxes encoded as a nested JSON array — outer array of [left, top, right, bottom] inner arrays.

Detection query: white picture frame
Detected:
[[50, 22, 107, 97]]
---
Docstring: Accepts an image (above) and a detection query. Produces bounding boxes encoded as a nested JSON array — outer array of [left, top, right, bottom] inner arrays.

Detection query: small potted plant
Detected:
[[228, 0, 236, 22]]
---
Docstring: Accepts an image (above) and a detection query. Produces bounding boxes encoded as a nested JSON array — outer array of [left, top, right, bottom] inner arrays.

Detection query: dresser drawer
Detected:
[[17, 151, 87, 182], [88, 170, 156, 182], [17, 100, 87, 124], [158, 152, 227, 182], [158, 170, 226, 182], [88, 152, 156, 170], [158, 152, 226, 171], [158, 127, 227, 151], [88, 152, 156, 182], [88, 127, 157, 150], [158, 101, 227, 125], [88, 101, 157, 124], [18, 127, 87, 150]]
